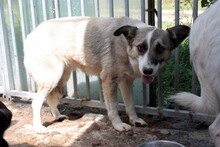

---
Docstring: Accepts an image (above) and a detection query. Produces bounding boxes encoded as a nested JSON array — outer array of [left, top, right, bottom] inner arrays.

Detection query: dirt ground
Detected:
[[1, 97, 214, 147]]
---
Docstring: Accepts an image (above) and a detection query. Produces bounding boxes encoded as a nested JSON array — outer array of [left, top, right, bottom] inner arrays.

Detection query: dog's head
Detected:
[[114, 24, 190, 84]]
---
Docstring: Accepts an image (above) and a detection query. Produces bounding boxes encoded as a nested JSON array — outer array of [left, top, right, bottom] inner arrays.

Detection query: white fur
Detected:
[[135, 23, 147, 29], [138, 28, 159, 76], [169, 1, 220, 146]]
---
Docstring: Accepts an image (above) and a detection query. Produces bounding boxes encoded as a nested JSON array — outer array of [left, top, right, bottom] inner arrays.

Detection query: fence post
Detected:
[[109, 0, 114, 17], [124, 0, 129, 17], [0, 0, 15, 99], [174, 0, 180, 111], [191, 0, 198, 94], [80, 0, 85, 16], [157, 0, 163, 112], [8, 0, 22, 91], [147, 0, 156, 107], [95, 0, 100, 17], [148, 0, 155, 25]]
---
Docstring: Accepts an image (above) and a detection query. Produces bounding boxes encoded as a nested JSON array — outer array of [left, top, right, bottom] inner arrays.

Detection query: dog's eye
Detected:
[[157, 47, 164, 54], [156, 44, 165, 54], [137, 45, 144, 53], [137, 43, 147, 53]]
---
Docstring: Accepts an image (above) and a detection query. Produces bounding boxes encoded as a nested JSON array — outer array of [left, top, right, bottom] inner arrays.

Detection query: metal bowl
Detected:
[[137, 140, 185, 147]]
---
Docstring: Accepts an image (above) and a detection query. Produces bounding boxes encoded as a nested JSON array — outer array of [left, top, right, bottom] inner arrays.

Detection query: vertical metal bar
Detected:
[[142, 83, 147, 107], [148, 0, 155, 25], [72, 71, 78, 98], [42, 0, 47, 20], [8, 0, 22, 90], [192, 0, 198, 94], [98, 78, 104, 103], [174, 0, 180, 111], [29, 0, 37, 92], [141, 0, 147, 107], [147, 0, 156, 107], [94, 0, 101, 103], [18, 0, 26, 43], [140, 0, 145, 22], [67, 0, 72, 17], [109, 0, 114, 17], [0, 48, 3, 94], [85, 75, 91, 99], [80, 0, 85, 16], [0, 0, 15, 98], [30, 0, 36, 28], [54, 0, 59, 18], [157, 71, 163, 108], [193, 0, 198, 20], [157, 0, 163, 109], [124, 0, 129, 17], [18, 0, 35, 93], [19, 0, 33, 92], [175, 0, 180, 25], [157, 0, 162, 28], [95, 0, 100, 17]]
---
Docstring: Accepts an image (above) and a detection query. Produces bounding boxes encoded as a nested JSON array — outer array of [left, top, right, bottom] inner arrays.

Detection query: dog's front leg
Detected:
[[101, 76, 132, 131], [119, 77, 147, 127], [209, 113, 220, 146]]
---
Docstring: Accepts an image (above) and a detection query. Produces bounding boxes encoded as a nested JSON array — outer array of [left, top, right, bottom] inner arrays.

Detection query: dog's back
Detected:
[[24, 17, 143, 78]]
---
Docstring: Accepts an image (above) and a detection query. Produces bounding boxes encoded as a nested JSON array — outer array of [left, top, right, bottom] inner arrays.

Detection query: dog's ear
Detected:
[[166, 25, 190, 49], [114, 25, 138, 42]]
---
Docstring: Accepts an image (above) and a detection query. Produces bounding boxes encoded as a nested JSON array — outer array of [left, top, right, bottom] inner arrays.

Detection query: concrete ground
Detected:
[[1, 97, 214, 147]]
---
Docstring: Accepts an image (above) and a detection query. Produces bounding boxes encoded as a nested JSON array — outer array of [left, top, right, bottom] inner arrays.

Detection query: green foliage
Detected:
[[156, 0, 208, 109], [156, 39, 200, 109], [201, 0, 215, 7], [165, 38, 191, 94]]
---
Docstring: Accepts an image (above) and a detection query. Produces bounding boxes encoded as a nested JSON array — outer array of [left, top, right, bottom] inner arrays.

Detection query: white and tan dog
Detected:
[[170, 1, 220, 146], [24, 16, 189, 133]]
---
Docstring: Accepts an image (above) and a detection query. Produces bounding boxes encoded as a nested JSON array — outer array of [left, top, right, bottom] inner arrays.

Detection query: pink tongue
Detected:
[[142, 75, 154, 84]]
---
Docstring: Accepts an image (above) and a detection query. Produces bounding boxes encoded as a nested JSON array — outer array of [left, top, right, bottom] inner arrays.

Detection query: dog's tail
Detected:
[[169, 92, 219, 114]]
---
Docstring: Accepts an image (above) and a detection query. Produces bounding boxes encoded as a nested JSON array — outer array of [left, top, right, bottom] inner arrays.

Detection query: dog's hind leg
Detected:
[[32, 86, 53, 133], [101, 74, 132, 131], [119, 77, 147, 127], [209, 113, 220, 146], [46, 69, 71, 121], [32, 61, 65, 133]]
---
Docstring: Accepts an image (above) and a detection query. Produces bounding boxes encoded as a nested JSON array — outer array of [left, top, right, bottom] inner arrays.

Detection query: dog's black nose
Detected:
[[143, 68, 153, 75]]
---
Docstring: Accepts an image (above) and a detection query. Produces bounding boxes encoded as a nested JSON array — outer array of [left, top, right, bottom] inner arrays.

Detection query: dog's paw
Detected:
[[33, 125, 48, 134], [130, 118, 148, 127], [55, 114, 69, 122], [24, 124, 48, 133], [113, 122, 132, 131]]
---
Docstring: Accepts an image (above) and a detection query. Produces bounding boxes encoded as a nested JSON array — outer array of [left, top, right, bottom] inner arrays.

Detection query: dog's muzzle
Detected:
[[141, 67, 155, 84], [142, 75, 154, 84]]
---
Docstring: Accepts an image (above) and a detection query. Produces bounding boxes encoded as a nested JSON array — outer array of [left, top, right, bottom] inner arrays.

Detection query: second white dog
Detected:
[[170, 1, 220, 146]]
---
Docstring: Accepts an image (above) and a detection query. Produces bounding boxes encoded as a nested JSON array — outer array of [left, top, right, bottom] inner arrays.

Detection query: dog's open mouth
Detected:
[[142, 75, 154, 84]]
